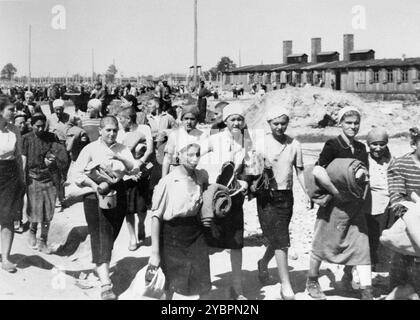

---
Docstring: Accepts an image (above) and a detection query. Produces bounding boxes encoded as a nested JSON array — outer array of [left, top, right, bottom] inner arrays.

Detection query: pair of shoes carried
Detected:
[[1, 261, 17, 273], [257, 259, 271, 285], [101, 283, 117, 300], [229, 287, 248, 300], [306, 279, 327, 300]]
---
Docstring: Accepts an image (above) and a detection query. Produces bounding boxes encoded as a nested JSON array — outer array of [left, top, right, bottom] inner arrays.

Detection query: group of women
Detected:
[[1, 89, 420, 300]]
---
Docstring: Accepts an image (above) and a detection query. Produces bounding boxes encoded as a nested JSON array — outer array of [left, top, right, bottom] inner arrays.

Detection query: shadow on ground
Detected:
[[54, 226, 89, 257], [110, 256, 149, 296]]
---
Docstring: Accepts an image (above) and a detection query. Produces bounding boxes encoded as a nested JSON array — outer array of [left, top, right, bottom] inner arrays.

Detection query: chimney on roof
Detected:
[[283, 40, 293, 64], [343, 34, 354, 62], [311, 38, 322, 63]]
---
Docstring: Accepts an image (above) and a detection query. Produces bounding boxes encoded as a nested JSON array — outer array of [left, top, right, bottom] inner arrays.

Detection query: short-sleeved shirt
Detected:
[[117, 125, 152, 148], [317, 134, 368, 168], [151, 167, 208, 221], [72, 138, 138, 186], [256, 133, 303, 190], [198, 129, 254, 184], [0, 121, 21, 160], [164, 127, 208, 165], [388, 153, 420, 207]]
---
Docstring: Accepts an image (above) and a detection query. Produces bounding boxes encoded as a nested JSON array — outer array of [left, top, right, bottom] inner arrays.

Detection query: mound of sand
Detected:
[[242, 87, 420, 138]]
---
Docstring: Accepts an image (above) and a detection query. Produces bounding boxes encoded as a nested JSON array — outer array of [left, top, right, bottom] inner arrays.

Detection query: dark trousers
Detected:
[[83, 183, 126, 265]]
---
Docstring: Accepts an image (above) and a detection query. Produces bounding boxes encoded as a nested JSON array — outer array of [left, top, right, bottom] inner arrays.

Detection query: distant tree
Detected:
[[1, 63, 17, 80], [208, 56, 236, 81], [105, 64, 118, 83]]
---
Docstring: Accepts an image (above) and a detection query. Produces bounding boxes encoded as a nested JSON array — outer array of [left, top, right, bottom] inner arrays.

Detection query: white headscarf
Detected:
[[223, 101, 246, 122], [337, 106, 361, 123]]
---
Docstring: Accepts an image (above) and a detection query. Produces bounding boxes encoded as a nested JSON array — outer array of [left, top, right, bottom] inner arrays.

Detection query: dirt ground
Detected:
[[0, 134, 410, 300]]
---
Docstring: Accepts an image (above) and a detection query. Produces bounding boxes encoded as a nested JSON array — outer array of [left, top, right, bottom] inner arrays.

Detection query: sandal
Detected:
[[101, 283, 117, 300]]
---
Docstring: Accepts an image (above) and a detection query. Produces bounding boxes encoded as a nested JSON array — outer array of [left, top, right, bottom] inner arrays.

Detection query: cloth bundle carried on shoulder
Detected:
[[200, 183, 232, 227], [305, 158, 369, 203]]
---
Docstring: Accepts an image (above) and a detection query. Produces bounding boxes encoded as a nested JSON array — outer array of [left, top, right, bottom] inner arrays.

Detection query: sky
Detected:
[[1, 0, 419, 77]]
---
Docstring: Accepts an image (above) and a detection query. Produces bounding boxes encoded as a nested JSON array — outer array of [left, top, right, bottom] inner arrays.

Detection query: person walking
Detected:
[[0, 96, 24, 273]]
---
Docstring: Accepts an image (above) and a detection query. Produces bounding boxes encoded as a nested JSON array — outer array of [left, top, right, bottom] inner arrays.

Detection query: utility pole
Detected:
[[92, 48, 95, 83], [193, 0, 198, 89], [28, 24, 31, 90]]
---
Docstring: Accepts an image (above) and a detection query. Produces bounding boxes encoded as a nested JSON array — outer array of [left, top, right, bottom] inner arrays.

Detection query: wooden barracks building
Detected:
[[222, 34, 420, 96]]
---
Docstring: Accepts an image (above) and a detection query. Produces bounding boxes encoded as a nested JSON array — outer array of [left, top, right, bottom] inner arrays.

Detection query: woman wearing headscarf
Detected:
[[254, 105, 309, 300], [306, 106, 373, 300], [387, 127, 420, 297], [198, 101, 253, 300], [149, 141, 211, 299], [162, 105, 208, 177], [0, 96, 24, 273], [365, 128, 392, 269]]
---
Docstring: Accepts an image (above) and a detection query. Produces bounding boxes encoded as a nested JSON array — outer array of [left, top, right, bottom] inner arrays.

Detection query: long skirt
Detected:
[[161, 216, 211, 296], [27, 178, 57, 224], [0, 160, 23, 225], [311, 198, 371, 266]]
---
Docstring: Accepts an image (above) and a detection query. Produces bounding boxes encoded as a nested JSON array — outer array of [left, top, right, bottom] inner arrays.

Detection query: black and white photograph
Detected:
[[1, 0, 420, 303]]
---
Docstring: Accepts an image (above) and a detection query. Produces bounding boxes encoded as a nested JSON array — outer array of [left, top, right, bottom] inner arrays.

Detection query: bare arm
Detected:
[[296, 167, 308, 196], [149, 216, 161, 267], [161, 153, 172, 177], [312, 165, 339, 196]]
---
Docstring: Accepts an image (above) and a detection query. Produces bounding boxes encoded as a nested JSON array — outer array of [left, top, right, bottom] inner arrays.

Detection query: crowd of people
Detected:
[[0, 81, 420, 301]]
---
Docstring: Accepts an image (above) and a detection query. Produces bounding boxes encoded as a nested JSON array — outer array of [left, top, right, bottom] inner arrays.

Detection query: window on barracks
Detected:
[[387, 69, 394, 83], [373, 70, 380, 83], [358, 71, 366, 83], [401, 69, 409, 83]]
